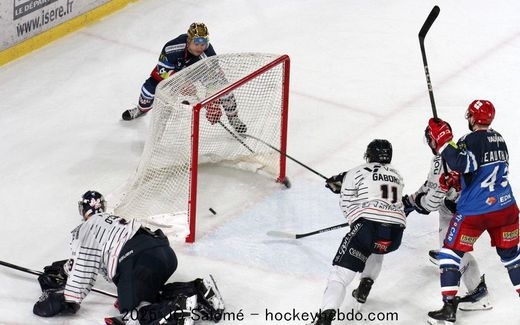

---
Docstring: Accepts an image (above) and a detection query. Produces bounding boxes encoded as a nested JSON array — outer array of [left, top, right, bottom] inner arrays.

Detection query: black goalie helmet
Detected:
[[364, 139, 393, 164], [78, 190, 106, 218]]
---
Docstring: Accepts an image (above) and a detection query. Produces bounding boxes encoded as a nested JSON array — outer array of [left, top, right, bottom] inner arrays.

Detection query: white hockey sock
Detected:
[[321, 265, 356, 310], [461, 253, 482, 291], [360, 254, 384, 280]]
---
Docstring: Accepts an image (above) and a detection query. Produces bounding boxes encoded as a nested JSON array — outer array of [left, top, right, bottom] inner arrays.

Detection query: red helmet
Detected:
[[465, 100, 495, 125]]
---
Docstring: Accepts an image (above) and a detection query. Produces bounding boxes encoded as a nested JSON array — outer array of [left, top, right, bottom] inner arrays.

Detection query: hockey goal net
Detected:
[[113, 53, 290, 242]]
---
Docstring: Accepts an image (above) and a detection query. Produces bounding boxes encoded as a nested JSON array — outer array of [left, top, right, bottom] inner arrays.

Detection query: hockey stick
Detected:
[[419, 5, 441, 120], [242, 134, 328, 180], [266, 222, 349, 239], [418, 6, 450, 173], [217, 121, 255, 153], [0, 259, 117, 298]]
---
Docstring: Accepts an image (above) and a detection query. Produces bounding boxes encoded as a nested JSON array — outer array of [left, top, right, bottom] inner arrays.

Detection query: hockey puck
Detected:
[[209, 208, 217, 215]]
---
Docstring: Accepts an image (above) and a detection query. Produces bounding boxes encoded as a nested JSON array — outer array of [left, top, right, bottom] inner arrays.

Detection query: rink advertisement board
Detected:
[[1, 0, 118, 51]]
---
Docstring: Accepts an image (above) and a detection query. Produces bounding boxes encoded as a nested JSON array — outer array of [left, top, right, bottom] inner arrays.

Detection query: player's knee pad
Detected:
[[498, 246, 520, 270], [220, 93, 237, 113], [438, 247, 463, 270]]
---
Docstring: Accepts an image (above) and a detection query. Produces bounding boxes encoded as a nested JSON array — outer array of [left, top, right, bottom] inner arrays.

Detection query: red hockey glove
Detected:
[[205, 102, 222, 125], [439, 171, 461, 192], [427, 118, 453, 153]]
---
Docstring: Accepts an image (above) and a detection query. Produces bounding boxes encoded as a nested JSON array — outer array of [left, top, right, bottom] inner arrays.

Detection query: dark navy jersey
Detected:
[[442, 129, 515, 215], [151, 34, 217, 81]]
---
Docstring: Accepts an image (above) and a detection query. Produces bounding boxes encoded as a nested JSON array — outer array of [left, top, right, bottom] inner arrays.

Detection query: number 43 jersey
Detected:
[[340, 162, 406, 227], [442, 129, 516, 216]]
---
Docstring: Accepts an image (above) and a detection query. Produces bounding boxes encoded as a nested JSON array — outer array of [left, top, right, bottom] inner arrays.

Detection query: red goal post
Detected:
[[112, 53, 291, 243]]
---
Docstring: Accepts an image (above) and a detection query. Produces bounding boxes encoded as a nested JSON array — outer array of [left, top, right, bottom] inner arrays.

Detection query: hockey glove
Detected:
[[325, 172, 346, 194], [33, 289, 80, 317], [205, 102, 222, 124], [38, 259, 70, 291], [439, 171, 461, 192], [412, 192, 431, 215], [427, 118, 453, 153], [402, 195, 416, 217], [444, 198, 457, 214]]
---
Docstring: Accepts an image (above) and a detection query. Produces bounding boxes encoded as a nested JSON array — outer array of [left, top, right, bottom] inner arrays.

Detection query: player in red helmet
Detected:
[[425, 100, 519, 324]]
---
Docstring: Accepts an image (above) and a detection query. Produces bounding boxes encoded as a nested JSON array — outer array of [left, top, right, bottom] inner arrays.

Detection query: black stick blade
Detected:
[[419, 6, 440, 39]]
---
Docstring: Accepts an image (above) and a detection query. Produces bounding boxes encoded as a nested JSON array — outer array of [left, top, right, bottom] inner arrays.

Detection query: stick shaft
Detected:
[[419, 6, 440, 119], [218, 121, 255, 153], [267, 222, 349, 239], [243, 134, 327, 180]]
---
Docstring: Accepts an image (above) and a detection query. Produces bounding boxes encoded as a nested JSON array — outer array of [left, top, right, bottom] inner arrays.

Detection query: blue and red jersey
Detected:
[[441, 129, 515, 216]]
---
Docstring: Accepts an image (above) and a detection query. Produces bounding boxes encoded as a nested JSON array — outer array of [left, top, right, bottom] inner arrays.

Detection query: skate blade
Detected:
[[426, 317, 455, 325], [458, 301, 493, 311]]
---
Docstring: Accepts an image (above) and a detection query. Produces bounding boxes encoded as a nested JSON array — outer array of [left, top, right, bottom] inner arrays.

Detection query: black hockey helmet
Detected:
[[364, 139, 392, 164], [78, 190, 106, 219]]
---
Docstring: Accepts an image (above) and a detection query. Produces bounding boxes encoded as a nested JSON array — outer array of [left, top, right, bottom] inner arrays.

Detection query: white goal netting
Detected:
[[112, 53, 290, 242]]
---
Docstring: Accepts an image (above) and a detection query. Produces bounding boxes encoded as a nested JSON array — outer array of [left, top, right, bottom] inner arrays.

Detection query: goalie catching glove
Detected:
[[38, 259, 71, 291]]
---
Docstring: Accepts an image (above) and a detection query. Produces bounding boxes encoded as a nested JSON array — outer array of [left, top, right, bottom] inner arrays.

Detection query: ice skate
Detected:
[[309, 309, 335, 325], [429, 249, 439, 266], [227, 114, 247, 133], [458, 275, 492, 311], [150, 294, 197, 325], [122, 106, 147, 121], [352, 277, 374, 303], [427, 297, 459, 325], [195, 275, 225, 321]]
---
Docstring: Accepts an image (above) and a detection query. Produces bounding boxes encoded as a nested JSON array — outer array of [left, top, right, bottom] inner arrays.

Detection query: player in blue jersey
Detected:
[[122, 23, 246, 133], [425, 100, 520, 324]]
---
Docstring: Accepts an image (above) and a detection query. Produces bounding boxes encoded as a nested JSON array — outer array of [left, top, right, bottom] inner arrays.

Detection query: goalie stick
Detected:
[[267, 222, 349, 239], [0, 259, 117, 298]]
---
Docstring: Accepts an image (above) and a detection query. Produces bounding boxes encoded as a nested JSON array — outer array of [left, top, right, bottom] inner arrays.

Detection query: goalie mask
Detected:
[[78, 190, 106, 219], [364, 139, 392, 164], [187, 22, 209, 45]]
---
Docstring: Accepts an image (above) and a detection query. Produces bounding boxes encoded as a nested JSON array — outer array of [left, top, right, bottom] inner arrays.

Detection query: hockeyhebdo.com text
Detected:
[[122, 307, 399, 323], [198, 308, 399, 323]]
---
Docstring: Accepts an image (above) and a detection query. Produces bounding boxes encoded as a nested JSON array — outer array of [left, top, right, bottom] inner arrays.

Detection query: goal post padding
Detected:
[[113, 53, 290, 242]]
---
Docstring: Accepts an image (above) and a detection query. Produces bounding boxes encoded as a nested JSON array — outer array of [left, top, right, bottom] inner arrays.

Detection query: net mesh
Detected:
[[112, 53, 289, 240]]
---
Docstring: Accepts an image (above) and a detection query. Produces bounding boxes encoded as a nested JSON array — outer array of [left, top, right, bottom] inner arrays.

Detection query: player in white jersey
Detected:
[[313, 139, 406, 325], [33, 191, 225, 325], [402, 128, 492, 311]]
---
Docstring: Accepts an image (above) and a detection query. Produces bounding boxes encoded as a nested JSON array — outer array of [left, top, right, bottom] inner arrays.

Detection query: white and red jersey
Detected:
[[414, 155, 458, 212], [340, 162, 406, 226], [63, 213, 141, 304]]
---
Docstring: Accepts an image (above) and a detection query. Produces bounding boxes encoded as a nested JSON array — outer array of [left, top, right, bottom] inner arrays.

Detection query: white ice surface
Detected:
[[1, 1, 520, 324]]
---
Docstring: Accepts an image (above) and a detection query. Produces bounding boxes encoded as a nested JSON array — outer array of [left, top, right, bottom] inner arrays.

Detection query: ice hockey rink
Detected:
[[1, 0, 520, 324]]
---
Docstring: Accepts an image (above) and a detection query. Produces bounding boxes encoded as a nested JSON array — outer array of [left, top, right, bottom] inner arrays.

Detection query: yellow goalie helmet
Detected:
[[187, 22, 209, 43]]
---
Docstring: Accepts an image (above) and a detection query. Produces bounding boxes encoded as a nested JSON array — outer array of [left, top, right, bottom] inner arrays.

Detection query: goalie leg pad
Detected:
[[33, 290, 79, 317]]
